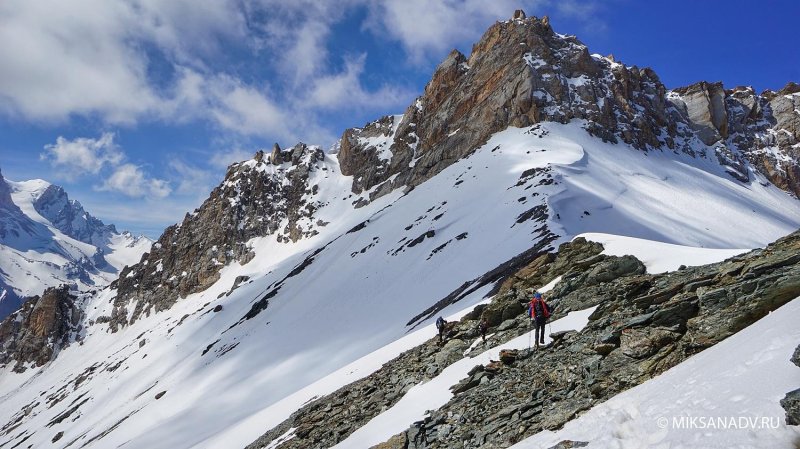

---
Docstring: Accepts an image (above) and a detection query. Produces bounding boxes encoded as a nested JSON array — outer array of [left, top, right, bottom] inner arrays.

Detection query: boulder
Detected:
[[620, 327, 680, 359], [499, 349, 519, 364], [781, 389, 800, 426]]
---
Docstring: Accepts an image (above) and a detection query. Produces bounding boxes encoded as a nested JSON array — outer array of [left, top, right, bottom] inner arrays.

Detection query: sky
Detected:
[[0, 0, 798, 239]]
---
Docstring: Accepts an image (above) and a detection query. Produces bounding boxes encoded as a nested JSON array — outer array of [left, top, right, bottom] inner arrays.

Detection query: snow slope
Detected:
[[0, 177, 150, 318], [511, 297, 800, 449], [576, 233, 751, 274], [0, 122, 798, 449]]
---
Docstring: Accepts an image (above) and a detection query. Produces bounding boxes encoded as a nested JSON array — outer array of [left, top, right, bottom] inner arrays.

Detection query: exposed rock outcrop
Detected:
[[0, 286, 82, 372], [110, 144, 326, 329], [338, 14, 681, 201]]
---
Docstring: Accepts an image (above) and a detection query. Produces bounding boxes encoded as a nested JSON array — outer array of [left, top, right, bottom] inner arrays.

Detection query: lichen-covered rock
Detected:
[[782, 343, 800, 426], [782, 389, 800, 426]]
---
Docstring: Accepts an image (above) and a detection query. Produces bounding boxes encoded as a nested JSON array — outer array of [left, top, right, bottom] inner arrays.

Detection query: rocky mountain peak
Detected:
[[109, 143, 327, 329], [336, 14, 673, 201], [33, 183, 118, 249], [336, 13, 800, 205]]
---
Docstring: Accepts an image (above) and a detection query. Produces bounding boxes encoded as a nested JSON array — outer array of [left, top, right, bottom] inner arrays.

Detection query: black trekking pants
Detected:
[[534, 316, 547, 343]]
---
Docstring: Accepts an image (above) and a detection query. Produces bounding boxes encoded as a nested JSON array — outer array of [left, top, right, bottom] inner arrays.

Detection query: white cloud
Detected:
[[42, 133, 170, 199], [41, 133, 123, 179], [168, 159, 218, 196], [0, 0, 413, 144], [306, 54, 413, 111], [99, 163, 171, 199], [0, 0, 245, 124], [3, 0, 608, 152], [209, 148, 257, 170], [364, 0, 532, 63]]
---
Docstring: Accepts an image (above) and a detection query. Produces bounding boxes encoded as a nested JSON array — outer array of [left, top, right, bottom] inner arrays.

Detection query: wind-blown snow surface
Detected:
[[0, 178, 150, 318], [0, 122, 799, 449], [511, 298, 800, 449]]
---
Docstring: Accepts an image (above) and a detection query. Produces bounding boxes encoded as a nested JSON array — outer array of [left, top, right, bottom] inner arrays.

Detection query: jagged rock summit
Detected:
[[110, 143, 326, 328]]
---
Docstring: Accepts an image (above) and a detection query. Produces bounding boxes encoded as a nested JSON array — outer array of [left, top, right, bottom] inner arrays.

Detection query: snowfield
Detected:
[[576, 233, 751, 274], [0, 122, 799, 449]]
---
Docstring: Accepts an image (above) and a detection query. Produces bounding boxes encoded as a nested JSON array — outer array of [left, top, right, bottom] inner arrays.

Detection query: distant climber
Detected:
[[528, 292, 551, 348], [479, 318, 489, 343], [436, 316, 447, 343]]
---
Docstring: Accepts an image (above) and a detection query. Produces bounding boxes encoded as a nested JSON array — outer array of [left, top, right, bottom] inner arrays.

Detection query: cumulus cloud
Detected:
[[306, 54, 413, 111], [99, 163, 171, 199], [0, 0, 414, 144], [0, 0, 245, 124], [42, 133, 170, 199], [363, 0, 531, 63], [0, 0, 609, 145], [209, 148, 258, 170], [168, 159, 218, 196], [41, 133, 124, 180]]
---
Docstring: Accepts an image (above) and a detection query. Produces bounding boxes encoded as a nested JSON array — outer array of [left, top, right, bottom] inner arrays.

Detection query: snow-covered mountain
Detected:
[[0, 169, 151, 319], [0, 11, 799, 449]]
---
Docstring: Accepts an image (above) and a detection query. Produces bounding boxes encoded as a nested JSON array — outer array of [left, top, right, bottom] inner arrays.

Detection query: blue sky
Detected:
[[1, 0, 797, 238]]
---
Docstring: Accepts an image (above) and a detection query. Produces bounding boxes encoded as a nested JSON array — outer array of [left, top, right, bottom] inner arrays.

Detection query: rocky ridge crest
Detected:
[[33, 184, 119, 250], [338, 14, 800, 202], [109, 144, 327, 329]]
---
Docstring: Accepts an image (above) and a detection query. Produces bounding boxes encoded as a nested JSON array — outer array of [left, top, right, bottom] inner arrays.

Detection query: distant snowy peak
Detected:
[[337, 15, 800, 204], [0, 169, 150, 320], [33, 183, 118, 247]]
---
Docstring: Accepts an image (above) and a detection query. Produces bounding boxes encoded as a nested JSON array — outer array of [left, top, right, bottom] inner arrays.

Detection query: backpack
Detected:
[[532, 298, 550, 318], [436, 317, 445, 330]]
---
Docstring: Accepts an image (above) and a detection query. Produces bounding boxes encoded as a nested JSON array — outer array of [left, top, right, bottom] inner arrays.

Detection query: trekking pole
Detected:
[[527, 318, 532, 351]]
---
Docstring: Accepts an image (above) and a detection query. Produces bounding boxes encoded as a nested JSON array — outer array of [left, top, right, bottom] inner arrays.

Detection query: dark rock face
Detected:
[[337, 15, 800, 204], [782, 389, 800, 426], [246, 228, 800, 449], [0, 286, 82, 372], [110, 144, 326, 329]]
